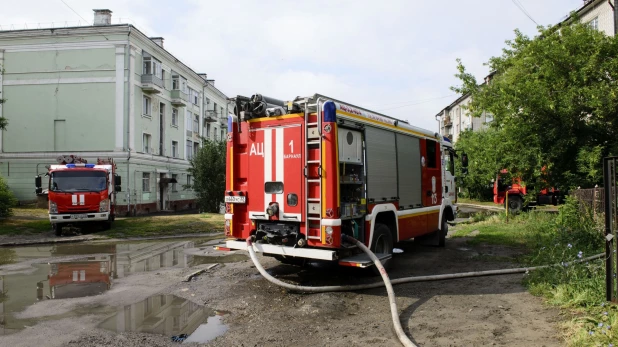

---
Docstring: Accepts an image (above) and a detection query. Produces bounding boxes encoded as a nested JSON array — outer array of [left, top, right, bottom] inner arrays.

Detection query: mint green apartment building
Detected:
[[0, 10, 230, 214]]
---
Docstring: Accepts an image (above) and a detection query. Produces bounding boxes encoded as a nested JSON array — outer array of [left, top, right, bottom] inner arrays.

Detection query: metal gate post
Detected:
[[603, 157, 618, 302]]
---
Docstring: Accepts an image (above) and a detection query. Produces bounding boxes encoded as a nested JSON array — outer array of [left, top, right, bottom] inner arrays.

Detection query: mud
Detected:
[[0, 231, 563, 346]]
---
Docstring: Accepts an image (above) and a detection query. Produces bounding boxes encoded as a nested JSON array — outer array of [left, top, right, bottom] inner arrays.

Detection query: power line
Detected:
[[511, 0, 538, 26], [58, 0, 109, 40], [59, 0, 90, 25], [377, 94, 458, 112]]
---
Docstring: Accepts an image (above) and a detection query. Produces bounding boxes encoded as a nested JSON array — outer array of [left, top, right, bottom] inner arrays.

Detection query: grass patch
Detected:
[[103, 213, 225, 238], [458, 197, 616, 346]]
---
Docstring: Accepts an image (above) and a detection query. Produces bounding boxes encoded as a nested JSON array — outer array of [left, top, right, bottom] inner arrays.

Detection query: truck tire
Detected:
[[370, 223, 394, 271], [53, 224, 63, 237], [506, 195, 523, 214]]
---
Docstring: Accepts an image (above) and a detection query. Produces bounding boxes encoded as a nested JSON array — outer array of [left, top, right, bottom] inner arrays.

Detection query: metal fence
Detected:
[[571, 187, 605, 214]]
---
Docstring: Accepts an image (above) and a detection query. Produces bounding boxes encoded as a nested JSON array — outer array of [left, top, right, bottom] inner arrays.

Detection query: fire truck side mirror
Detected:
[[114, 175, 122, 192], [461, 153, 468, 167], [35, 176, 42, 189]]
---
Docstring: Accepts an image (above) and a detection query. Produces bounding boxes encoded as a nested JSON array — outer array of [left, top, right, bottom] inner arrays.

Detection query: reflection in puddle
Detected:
[[98, 295, 228, 343], [0, 241, 196, 335]]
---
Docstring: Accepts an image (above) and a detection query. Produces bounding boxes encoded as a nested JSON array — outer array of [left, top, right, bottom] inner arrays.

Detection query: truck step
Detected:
[[307, 198, 321, 202], [338, 253, 392, 268], [307, 141, 320, 145]]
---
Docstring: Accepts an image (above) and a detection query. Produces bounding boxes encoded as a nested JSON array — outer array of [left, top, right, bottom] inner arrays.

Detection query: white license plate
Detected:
[[224, 196, 246, 204], [70, 214, 87, 220]]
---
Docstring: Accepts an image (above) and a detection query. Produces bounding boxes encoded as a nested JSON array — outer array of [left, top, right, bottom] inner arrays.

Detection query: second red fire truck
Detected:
[[218, 94, 458, 268]]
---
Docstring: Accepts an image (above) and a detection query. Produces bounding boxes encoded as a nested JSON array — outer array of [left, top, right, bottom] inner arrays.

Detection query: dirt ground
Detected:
[[0, 228, 564, 347]]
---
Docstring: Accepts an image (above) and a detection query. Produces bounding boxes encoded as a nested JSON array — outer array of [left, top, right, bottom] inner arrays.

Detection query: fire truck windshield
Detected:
[[50, 171, 107, 192]]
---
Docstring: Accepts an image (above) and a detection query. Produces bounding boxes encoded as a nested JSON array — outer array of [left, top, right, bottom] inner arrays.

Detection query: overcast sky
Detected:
[[1, 0, 585, 131]]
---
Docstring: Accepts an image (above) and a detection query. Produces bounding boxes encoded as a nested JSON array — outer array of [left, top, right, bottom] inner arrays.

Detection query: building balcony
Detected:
[[219, 115, 228, 125], [141, 74, 164, 94], [444, 116, 452, 127], [204, 110, 217, 123], [171, 90, 189, 107]]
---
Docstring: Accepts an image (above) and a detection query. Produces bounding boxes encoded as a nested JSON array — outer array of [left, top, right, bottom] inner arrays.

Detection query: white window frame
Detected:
[[143, 95, 151, 117], [171, 108, 178, 127], [193, 114, 199, 133], [142, 172, 151, 192], [589, 17, 599, 31], [172, 140, 178, 158], [186, 140, 193, 160], [143, 54, 162, 78], [143, 133, 152, 153]]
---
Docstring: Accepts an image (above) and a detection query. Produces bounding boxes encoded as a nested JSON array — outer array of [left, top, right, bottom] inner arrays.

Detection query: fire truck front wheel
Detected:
[[506, 195, 523, 213], [371, 223, 394, 271], [53, 223, 63, 236]]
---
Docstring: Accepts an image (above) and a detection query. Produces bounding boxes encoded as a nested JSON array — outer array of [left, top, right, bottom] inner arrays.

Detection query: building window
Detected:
[[186, 140, 193, 160], [589, 17, 599, 31], [143, 133, 151, 153], [214, 127, 218, 141], [143, 53, 162, 78], [206, 123, 211, 139], [172, 73, 188, 93], [213, 102, 218, 115], [193, 141, 199, 158], [193, 114, 199, 133], [220, 107, 224, 118], [172, 141, 178, 158], [142, 172, 151, 192], [205, 97, 210, 106], [221, 129, 224, 140], [172, 108, 178, 126], [485, 113, 494, 123], [187, 174, 192, 186], [143, 96, 151, 117], [171, 174, 178, 192], [189, 88, 199, 105]]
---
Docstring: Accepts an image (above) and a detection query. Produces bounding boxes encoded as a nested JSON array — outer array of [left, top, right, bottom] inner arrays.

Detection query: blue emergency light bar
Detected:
[[65, 164, 95, 168]]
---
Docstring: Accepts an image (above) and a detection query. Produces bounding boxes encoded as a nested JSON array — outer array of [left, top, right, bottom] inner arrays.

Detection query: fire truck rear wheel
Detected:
[[371, 223, 394, 271], [53, 224, 63, 236], [506, 195, 523, 213]]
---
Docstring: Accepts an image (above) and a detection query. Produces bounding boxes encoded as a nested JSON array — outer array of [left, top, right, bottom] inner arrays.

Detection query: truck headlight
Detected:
[[325, 226, 334, 235], [99, 199, 110, 212], [49, 201, 58, 214]]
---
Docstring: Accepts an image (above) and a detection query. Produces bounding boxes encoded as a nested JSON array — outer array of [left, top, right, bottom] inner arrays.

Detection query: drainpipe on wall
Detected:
[[126, 27, 132, 216], [614, 0, 618, 37]]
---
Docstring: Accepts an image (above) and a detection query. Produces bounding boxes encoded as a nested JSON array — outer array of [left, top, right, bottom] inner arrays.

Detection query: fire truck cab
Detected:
[[35, 156, 122, 236], [219, 94, 457, 268]]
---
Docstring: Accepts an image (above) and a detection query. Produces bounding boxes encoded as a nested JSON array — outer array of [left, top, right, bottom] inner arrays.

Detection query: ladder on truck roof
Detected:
[[302, 98, 324, 240]]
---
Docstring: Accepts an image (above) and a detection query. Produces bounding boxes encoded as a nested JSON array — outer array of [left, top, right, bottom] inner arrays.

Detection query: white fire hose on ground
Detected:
[[246, 236, 604, 347]]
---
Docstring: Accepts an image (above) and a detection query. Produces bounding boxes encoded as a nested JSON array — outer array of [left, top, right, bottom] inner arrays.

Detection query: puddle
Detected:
[[0, 240, 197, 335], [98, 294, 228, 343]]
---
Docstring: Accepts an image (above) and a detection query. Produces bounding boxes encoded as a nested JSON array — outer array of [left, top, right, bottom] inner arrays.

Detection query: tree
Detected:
[[0, 176, 16, 218], [453, 22, 618, 192], [186, 139, 227, 213]]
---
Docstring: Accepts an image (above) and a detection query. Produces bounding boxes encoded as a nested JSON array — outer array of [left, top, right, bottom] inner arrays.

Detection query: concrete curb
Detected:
[[183, 263, 219, 282], [457, 203, 504, 212]]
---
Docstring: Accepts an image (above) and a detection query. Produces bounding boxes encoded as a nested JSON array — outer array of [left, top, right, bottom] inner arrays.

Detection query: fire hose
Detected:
[[246, 236, 604, 347]]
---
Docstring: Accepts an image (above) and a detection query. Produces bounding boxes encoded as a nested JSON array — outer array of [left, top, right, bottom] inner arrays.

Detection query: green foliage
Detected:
[[0, 176, 17, 218], [186, 140, 227, 213], [453, 23, 618, 192]]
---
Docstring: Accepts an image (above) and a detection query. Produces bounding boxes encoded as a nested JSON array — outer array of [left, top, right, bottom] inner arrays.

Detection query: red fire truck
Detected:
[[35, 155, 122, 236], [493, 169, 561, 213], [218, 94, 458, 268]]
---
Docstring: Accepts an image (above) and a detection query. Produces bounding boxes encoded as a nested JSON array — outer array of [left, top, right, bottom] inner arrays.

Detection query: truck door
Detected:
[[422, 139, 442, 231], [246, 123, 304, 221]]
